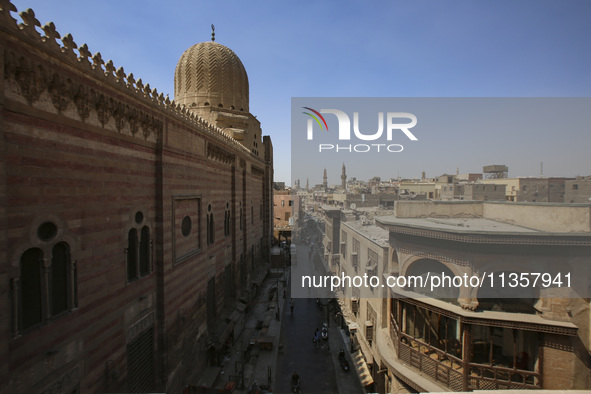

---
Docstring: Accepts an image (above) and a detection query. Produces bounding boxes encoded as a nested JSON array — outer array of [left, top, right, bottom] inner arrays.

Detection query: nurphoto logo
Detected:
[[302, 106, 418, 153]]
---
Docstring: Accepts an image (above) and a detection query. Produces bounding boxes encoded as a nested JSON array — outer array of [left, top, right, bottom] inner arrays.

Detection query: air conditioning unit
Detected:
[[351, 298, 359, 314], [365, 321, 374, 342]]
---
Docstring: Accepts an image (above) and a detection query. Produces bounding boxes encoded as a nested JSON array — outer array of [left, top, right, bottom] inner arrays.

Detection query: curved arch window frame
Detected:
[[207, 203, 215, 246], [126, 212, 153, 284], [403, 258, 461, 303], [13, 241, 77, 336], [224, 202, 231, 237]]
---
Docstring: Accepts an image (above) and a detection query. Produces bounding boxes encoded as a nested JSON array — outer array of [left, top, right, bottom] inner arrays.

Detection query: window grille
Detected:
[[127, 327, 154, 393]]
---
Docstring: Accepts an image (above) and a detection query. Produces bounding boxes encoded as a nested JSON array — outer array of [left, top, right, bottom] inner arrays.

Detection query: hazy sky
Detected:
[[292, 97, 591, 185], [10, 0, 591, 184]]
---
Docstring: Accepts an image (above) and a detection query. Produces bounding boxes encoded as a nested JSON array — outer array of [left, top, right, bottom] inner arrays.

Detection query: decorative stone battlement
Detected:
[[0, 0, 252, 155]]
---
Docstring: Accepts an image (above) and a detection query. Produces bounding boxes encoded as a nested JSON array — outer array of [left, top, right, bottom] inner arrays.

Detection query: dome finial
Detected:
[[211, 24, 215, 42]]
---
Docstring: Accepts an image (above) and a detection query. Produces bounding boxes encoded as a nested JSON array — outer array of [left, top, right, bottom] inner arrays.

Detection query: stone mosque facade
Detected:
[[0, 2, 273, 393]]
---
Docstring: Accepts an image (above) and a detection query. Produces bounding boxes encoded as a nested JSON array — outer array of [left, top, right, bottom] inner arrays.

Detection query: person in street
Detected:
[[250, 380, 259, 394], [290, 298, 294, 314], [291, 371, 300, 392], [314, 328, 320, 348]]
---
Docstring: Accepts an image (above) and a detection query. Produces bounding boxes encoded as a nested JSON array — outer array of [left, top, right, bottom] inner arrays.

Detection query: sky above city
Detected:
[[10, 0, 591, 185]]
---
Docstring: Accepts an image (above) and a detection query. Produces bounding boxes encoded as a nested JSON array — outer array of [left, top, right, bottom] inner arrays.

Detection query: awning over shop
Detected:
[[352, 349, 374, 387], [210, 309, 242, 347]]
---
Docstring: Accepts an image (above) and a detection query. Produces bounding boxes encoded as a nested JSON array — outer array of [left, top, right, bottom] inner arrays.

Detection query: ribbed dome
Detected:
[[174, 41, 249, 112]]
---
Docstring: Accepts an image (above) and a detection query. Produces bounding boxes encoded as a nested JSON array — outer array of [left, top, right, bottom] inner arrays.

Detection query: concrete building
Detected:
[[440, 183, 506, 201], [457, 173, 483, 183], [0, 4, 273, 393], [565, 176, 591, 203], [322, 201, 591, 392], [273, 191, 301, 243], [397, 181, 436, 199], [482, 177, 570, 202], [338, 219, 390, 392]]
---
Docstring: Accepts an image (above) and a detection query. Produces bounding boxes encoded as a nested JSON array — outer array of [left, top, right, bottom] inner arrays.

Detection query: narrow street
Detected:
[[275, 295, 338, 393], [273, 243, 364, 394]]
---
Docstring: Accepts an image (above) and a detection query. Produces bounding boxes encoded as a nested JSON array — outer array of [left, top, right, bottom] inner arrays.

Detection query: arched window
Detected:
[[224, 202, 231, 237], [405, 259, 459, 303], [207, 204, 215, 245], [16, 243, 76, 334], [127, 229, 138, 281], [139, 226, 150, 276], [20, 248, 43, 331], [127, 211, 152, 283], [239, 203, 243, 231], [13, 220, 77, 335], [51, 243, 69, 316]]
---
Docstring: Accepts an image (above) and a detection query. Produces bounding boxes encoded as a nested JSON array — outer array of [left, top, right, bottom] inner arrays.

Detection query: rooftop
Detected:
[[376, 216, 540, 234], [343, 220, 389, 247]]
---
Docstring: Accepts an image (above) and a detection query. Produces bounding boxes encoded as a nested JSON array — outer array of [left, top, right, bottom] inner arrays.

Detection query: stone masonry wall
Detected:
[[0, 2, 272, 393]]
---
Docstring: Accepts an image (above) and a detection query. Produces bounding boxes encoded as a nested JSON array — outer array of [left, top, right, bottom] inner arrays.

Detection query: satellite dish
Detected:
[[350, 203, 357, 209]]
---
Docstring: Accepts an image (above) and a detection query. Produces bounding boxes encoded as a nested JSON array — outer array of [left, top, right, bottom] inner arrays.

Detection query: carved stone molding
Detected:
[[4, 50, 164, 141], [207, 143, 235, 165], [397, 246, 471, 268], [1, 0, 258, 152], [390, 225, 591, 246]]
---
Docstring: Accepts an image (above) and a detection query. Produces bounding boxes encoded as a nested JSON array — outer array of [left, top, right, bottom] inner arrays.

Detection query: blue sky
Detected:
[[9, 0, 591, 184]]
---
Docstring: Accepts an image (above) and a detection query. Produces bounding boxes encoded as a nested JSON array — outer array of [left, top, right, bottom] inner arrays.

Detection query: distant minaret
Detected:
[[306, 178, 309, 191], [341, 163, 347, 190], [421, 171, 426, 180], [323, 169, 328, 190]]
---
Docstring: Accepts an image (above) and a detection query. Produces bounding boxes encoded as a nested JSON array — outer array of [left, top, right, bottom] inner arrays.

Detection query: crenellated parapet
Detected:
[[0, 0, 251, 155]]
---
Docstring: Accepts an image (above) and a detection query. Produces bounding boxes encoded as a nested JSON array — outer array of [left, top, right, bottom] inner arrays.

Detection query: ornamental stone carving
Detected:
[[174, 41, 249, 112], [207, 143, 235, 165]]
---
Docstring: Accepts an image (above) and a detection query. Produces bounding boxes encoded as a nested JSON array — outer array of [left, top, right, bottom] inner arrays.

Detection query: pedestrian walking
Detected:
[[314, 328, 320, 349], [290, 298, 294, 314]]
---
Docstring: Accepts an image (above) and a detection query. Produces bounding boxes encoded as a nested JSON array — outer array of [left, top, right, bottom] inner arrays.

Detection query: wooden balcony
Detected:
[[391, 315, 541, 391]]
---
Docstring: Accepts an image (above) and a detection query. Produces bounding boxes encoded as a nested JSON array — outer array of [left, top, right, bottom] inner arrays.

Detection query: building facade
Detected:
[[440, 183, 506, 201], [273, 191, 300, 243], [323, 201, 591, 392], [0, 4, 273, 393], [482, 177, 570, 202], [565, 176, 591, 203]]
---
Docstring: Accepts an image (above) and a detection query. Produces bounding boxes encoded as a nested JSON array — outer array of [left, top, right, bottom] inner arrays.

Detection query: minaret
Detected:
[[341, 163, 347, 190], [323, 169, 327, 190], [306, 178, 309, 191]]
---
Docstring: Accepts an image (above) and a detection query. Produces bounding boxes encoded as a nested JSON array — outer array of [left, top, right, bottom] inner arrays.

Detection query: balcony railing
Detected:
[[391, 315, 541, 391]]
